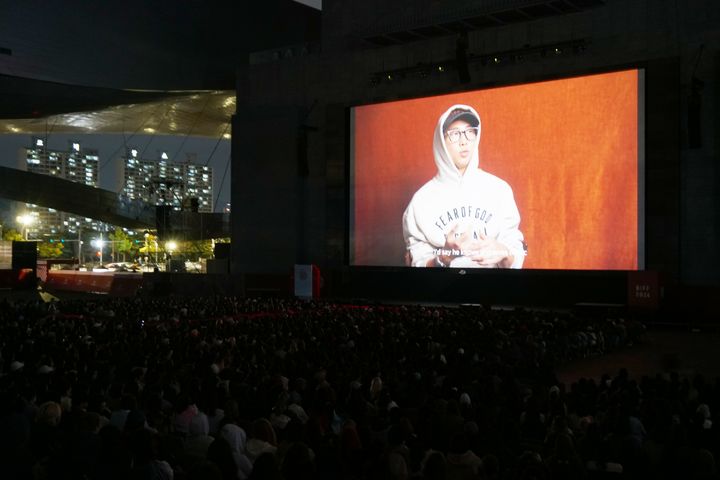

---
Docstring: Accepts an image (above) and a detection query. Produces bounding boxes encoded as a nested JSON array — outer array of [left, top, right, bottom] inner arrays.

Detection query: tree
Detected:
[[2, 228, 23, 242], [38, 241, 64, 259], [174, 239, 215, 259], [138, 233, 160, 263], [108, 227, 134, 262]]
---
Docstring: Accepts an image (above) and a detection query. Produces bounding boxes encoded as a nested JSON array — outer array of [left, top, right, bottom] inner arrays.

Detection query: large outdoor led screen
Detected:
[[350, 69, 644, 270]]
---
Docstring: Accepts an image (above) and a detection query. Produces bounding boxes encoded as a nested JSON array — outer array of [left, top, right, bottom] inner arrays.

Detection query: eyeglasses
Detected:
[[445, 127, 479, 143]]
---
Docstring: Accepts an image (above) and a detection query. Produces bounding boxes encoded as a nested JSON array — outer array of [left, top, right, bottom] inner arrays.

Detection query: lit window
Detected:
[[131, 149, 138, 158], [72, 142, 80, 152], [161, 152, 168, 160]]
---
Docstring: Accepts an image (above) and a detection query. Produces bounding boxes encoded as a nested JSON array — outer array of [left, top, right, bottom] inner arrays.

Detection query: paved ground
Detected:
[[555, 328, 720, 385]]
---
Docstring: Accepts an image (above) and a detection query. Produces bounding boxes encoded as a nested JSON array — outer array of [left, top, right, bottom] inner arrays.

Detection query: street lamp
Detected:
[[143, 231, 150, 269], [92, 238, 105, 264], [16, 214, 34, 240]]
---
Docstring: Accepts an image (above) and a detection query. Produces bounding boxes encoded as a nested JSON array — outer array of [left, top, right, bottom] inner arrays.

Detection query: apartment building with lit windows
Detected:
[[21, 137, 102, 238], [122, 148, 213, 212]]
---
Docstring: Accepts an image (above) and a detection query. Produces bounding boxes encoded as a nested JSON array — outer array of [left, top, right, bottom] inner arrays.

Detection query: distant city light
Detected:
[[16, 214, 33, 226], [16, 214, 34, 240]]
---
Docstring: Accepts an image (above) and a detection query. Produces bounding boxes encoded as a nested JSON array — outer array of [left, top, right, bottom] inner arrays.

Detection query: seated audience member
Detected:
[[246, 418, 278, 463], [219, 423, 253, 479]]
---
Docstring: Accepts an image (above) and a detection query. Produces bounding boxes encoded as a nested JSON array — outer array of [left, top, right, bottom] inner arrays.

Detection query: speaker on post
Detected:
[[156, 205, 173, 238], [214, 242, 231, 260], [297, 127, 309, 177], [12, 241, 37, 270], [688, 77, 702, 148]]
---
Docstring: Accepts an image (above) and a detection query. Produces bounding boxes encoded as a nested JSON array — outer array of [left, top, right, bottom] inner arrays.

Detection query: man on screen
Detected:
[[402, 104, 525, 268]]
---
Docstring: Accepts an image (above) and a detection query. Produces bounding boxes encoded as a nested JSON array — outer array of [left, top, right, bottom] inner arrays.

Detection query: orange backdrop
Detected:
[[352, 69, 639, 270]]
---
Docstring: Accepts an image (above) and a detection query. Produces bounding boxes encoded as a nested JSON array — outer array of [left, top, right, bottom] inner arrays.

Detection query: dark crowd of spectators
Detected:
[[0, 294, 713, 479]]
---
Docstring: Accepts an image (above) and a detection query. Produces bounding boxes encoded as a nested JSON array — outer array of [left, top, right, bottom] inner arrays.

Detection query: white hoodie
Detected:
[[402, 104, 525, 268], [219, 424, 254, 479]]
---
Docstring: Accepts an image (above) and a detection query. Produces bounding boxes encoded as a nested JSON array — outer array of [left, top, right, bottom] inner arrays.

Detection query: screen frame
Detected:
[[347, 66, 646, 272]]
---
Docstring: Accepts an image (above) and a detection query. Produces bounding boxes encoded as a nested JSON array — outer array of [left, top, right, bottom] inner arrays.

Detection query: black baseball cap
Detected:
[[443, 108, 480, 132]]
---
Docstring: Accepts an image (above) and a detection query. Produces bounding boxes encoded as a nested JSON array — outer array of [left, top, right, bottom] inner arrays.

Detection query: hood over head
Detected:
[[220, 423, 247, 452], [189, 412, 210, 436], [433, 104, 482, 183]]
